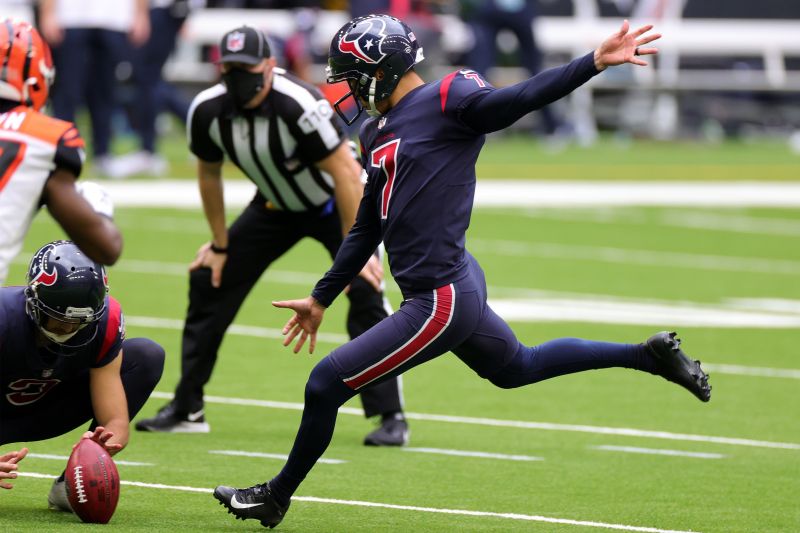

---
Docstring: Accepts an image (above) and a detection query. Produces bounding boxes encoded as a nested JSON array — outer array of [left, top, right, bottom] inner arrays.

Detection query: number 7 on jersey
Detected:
[[370, 139, 400, 219]]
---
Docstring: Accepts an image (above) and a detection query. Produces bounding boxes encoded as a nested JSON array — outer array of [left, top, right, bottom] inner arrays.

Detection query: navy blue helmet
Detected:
[[326, 14, 424, 124], [25, 240, 108, 349]]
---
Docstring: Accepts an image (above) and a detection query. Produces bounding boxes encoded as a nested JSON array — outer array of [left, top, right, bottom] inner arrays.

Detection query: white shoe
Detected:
[[111, 151, 168, 178], [47, 477, 73, 513]]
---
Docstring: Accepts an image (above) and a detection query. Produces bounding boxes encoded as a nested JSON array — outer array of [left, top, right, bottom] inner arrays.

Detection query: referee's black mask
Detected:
[[218, 26, 272, 109]]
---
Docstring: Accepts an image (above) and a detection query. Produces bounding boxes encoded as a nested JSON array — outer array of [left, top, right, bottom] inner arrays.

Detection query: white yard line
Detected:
[[591, 445, 726, 459], [148, 392, 800, 451], [402, 447, 543, 461], [208, 450, 346, 464], [469, 239, 800, 276], [128, 314, 800, 378], [701, 363, 800, 380], [25, 453, 153, 466], [17, 472, 699, 533], [488, 298, 800, 328], [501, 208, 800, 238], [96, 180, 800, 208]]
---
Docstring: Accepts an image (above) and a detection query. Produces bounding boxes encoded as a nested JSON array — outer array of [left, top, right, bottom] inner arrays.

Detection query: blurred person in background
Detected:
[[0, 20, 121, 286], [135, 25, 411, 447], [463, 0, 566, 138], [38, 0, 150, 178], [113, 0, 198, 178]]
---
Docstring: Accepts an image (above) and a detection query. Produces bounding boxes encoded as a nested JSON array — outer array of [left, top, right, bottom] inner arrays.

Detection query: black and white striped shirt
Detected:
[[187, 68, 344, 211]]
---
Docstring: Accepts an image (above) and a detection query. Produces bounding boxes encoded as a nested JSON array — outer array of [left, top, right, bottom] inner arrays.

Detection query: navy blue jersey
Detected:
[[0, 287, 125, 409], [312, 53, 599, 306]]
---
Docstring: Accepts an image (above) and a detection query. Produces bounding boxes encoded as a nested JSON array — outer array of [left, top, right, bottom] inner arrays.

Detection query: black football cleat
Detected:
[[646, 331, 711, 402], [134, 402, 210, 433], [364, 415, 409, 446], [213, 482, 289, 529]]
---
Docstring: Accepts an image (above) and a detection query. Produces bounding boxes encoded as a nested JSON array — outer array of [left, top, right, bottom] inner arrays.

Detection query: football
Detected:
[[65, 438, 120, 524]]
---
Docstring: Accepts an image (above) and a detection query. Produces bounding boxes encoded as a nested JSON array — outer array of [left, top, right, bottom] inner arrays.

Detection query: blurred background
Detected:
[[2, 0, 799, 179]]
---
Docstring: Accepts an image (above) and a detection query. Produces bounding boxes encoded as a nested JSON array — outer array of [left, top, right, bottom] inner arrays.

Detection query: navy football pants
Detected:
[[270, 255, 657, 502], [0, 338, 164, 445]]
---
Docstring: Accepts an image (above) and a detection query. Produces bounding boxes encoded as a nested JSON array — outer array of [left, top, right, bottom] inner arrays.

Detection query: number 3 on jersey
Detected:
[[370, 139, 400, 219], [0, 139, 26, 193]]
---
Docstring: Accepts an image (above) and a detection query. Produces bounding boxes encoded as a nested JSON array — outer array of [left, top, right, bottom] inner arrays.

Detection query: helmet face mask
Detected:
[[0, 19, 55, 111], [25, 240, 108, 353], [327, 14, 424, 125]]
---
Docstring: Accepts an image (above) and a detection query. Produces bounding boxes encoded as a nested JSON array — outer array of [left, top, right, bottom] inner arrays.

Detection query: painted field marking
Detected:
[[85, 179, 800, 208], [125, 315, 349, 345], [127, 315, 800, 378], [591, 445, 726, 459], [26, 453, 153, 466], [487, 298, 800, 328], [469, 239, 800, 276], [18, 472, 699, 533], [13, 254, 800, 329], [209, 450, 346, 464], [148, 392, 800, 451], [701, 363, 800, 380], [17, 252, 799, 329], [403, 447, 543, 462], [500, 207, 800, 237]]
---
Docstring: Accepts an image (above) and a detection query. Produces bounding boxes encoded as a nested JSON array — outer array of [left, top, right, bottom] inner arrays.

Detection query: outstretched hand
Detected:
[[0, 448, 28, 489], [594, 19, 661, 70], [272, 296, 326, 354]]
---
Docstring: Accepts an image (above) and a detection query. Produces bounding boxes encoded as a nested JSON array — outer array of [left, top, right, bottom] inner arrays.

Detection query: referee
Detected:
[[135, 25, 409, 446]]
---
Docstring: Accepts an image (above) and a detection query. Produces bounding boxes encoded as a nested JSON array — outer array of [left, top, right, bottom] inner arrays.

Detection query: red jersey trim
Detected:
[[343, 284, 455, 390], [439, 71, 458, 113], [98, 297, 122, 364]]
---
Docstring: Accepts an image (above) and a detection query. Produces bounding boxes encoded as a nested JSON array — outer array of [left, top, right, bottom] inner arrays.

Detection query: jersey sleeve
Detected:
[[93, 297, 126, 368], [438, 69, 495, 121], [53, 125, 85, 178], [311, 176, 382, 307], [290, 98, 345, 164], [187, 92, 225, 163], [459, 53, 600, 134]]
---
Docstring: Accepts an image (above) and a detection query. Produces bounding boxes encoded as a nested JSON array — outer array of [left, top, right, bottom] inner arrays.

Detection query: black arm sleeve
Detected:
[[54, 126, 84, 177], [460, 52, 600, 134], [311, 185, 382, 307]]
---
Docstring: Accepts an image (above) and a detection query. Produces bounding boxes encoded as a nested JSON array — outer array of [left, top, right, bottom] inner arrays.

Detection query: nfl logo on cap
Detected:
[[227, 31, 245, 52]]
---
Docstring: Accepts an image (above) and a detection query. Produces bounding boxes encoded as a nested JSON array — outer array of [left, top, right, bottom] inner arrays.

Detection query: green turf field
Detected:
[[2, 136, 799, 532]]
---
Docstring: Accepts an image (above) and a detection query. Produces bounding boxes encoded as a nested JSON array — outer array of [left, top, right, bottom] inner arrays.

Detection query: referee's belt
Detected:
[[264, 198, 335, 216]]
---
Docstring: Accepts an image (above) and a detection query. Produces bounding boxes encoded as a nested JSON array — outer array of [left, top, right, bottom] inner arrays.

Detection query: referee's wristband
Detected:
[[210, 243, 228, 254]]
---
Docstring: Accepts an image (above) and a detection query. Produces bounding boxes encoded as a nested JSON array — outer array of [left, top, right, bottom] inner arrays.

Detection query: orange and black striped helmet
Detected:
[[0, 19, 54, 111]]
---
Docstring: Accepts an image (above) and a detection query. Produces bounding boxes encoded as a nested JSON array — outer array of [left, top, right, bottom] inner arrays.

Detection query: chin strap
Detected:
[[366, 77, 381, 118]]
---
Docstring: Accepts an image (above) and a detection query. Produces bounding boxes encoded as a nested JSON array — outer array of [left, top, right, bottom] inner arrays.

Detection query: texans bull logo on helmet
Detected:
[[31, 264, 57, 286], [338, 17, 390, 64]]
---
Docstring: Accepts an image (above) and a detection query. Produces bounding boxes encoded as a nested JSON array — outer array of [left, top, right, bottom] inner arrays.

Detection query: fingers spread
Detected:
[[309, 334, 316, 354], [281, 315, 298, 335], [283, 323, 302, 346], [636, 33, 661, 46], [293, 331, 308, 354], [634, 24, 654, 37]]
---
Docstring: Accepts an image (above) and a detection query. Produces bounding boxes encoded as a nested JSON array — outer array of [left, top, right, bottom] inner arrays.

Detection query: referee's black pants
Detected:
[[172, 197, 404, 419]]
